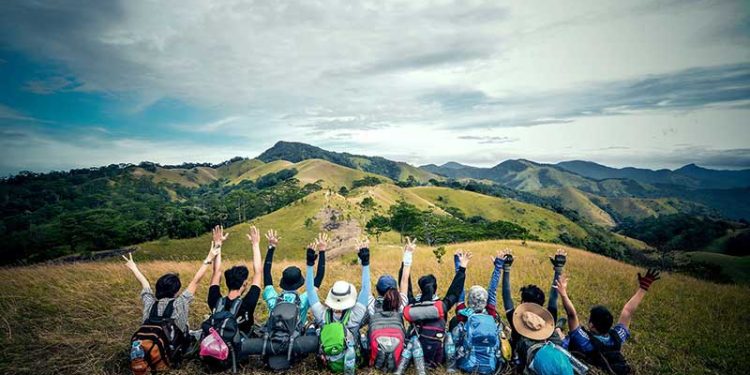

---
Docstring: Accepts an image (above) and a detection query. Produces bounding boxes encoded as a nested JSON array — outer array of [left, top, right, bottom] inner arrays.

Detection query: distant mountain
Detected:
[[557, 160, 750, 189], [259, 141, 440, 182]]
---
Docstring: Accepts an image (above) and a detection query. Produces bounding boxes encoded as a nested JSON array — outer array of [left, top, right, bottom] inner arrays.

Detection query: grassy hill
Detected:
[[408, 186, 588, 242], [537, 187, 616, 227], [1, 240, 747, 374], [231, 159, 390, 189], [681, 251, 750, 285]]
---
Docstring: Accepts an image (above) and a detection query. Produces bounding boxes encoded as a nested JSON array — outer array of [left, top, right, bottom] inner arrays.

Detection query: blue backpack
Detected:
[[456, 313, 502, 374]]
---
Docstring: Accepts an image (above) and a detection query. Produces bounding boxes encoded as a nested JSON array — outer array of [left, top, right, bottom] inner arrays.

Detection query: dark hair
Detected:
[[589, 305, 614, 333], [224, 265, 249, 291], [520, 284, 545, 305], [382, 288, 401, 312], [155, 273, 181, 299], [418, 274, 437, 302]]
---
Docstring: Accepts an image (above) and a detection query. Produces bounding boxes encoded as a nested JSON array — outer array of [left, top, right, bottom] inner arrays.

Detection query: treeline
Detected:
[[366, 200, 534, 245], [0, 167, 319, 265]]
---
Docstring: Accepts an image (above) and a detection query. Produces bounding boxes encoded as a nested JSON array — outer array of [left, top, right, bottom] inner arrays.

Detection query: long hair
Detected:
[[382, 288, 401, 312]]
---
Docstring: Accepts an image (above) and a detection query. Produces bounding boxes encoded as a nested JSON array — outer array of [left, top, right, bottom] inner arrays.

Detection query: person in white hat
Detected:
[[306, 238, 372, 333]]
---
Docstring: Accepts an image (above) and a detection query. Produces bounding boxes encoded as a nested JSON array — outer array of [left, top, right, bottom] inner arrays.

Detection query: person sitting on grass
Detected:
[[500, 248, 568, 369], [262, 232, 328, 325], [205, 225, 265, 336], [448, 250, 504, 331], [122, 240, 219, 335], [554, 269, 661, 375]]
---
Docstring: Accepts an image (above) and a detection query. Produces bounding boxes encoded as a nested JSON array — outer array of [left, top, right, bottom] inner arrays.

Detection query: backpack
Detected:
[[368, 308, 405, 372], [456, 313, 502, 374], [320, 309, 359, 373], [130, 300, 186, 374], [200, 297, 243, 372], [403, 301, 446, 368], [570, 329, 630, 375], [261, 293, 303, 370], [524, 341, 576, 375]]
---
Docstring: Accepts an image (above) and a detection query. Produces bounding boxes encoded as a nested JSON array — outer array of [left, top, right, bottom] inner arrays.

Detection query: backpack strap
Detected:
[[215, 297, 227, 313], [149, 299, 175, 320], [228, 298, 243, 317], [161, 300, 175, 319]]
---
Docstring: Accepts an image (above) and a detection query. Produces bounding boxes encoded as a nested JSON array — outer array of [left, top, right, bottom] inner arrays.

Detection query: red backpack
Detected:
[[368, 304, 405, 372], [403, 301, 446, 368]]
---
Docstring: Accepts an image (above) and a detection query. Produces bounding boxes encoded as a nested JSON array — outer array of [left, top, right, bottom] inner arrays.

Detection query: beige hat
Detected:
[[513, 303, 554, 341], [325, 281, 357, 311]]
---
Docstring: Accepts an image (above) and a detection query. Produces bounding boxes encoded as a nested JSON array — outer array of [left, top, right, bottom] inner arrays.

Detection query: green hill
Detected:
[[538, 187, 616, 227]]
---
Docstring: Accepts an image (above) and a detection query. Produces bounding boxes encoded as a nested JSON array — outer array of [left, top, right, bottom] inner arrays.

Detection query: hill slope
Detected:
[[1, 240, 747, 374]]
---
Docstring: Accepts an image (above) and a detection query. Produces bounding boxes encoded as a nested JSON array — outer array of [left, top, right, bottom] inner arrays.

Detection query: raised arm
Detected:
[[400, 237, 416, 295], [619, 269, 660, 329], [500, 249, 514, 312], [314, 233, 328, 288], [187, 241, 221, 295], [210, 225, 229, 286], [122, 253, 150, 290], [487, 252, 504, 308], [260, 228, 278, 288], [263, 237, 276, 288], [305, 246, 320, 306], [548, 249, 567, 321], [356, 238, 371, 305], [444, 250, 471, 310], [553, 274, 579, 331], [454, 253, 465, 303]]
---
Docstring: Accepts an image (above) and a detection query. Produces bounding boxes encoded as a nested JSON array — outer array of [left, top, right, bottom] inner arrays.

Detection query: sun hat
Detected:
[[325, 281, 358, 310], [513, 302, 555, 341], [467, 285, 489, 312], [279, 266, 305, 291], [376, 275, 398, 295]]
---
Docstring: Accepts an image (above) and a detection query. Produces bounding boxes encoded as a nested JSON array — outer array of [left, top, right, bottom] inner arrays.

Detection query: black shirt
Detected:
[[207, 284, 261, 332]]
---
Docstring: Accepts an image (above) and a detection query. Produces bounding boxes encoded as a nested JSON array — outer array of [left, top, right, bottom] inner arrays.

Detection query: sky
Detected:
[[0, 0, 749, 176]]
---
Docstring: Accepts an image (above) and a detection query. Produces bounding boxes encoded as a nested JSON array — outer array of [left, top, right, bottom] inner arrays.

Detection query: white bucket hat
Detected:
[[325, 281, 357, 310]]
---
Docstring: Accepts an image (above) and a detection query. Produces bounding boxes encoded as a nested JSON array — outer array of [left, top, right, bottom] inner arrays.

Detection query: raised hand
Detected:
[[404, 236, 417, 253], [499, 248, 514, 270], [357, 244, 370, 266], [265, 229, 280, 247], [208, 240, 221, 260], [550, 248, 567, 269], [456, 250, 472, 268], [306, 246, 318, 266], [491, 250, 505, 268], [315, 233, 329, 252], [356, 237, 370, 251], [121, 252, 138, 272], [638, 268, 661, 291], [246, 225, 261, 246], [552, 274, 569, 296], [212, 225, 229, 248]]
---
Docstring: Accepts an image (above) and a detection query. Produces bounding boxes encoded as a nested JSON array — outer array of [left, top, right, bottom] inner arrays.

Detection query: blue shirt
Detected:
[[569, 323, 630, 353]]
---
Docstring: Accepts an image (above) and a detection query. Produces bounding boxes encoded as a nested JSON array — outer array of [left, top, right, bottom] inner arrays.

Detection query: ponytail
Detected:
[[382, 288, 401, 312]]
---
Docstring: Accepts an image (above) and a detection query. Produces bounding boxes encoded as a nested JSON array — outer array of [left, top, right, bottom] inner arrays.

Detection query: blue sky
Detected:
[[1, 0, 749, 176]]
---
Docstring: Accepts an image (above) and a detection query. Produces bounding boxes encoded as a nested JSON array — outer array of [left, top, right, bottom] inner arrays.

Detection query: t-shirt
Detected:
[[207, 284, 261, 332], [569, 323, 630, 353], [263, 285, 310, 323], [141, 287, 193, 333]]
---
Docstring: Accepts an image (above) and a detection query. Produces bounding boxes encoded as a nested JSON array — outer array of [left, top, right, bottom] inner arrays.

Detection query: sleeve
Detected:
[[399, 292, 408, 313], [357, 265, 371, 305], [548, 268, 562, 322], [612, 323, 631, 344], [263, 246, 276, 287], [454, 254, 465, 303], [306, 265, 321, 306], [314, 250, 326, 288], [347, 303, 368, 332], [569, 327, 595, 353], [241, 285, 261, 320], [487, 261, 502, 308], [178, 289, 194, 305], [442, 266, 466, 311], [140, 287, 156, 308], [207, 285, 221, 310], [263, 285, 279, 310], [502, 269, 514, 313]]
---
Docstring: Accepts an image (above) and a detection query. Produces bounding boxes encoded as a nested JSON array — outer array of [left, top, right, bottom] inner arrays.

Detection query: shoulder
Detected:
[[612, 323, 630, 342]]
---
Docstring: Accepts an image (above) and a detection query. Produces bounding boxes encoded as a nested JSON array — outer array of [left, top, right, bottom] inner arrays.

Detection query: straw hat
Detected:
[[513, 303, 554, 341], [325, 281, 357, 310]]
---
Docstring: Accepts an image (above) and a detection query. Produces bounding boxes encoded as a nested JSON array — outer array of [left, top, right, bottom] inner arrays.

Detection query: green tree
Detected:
[[366, 214, 391, 242]]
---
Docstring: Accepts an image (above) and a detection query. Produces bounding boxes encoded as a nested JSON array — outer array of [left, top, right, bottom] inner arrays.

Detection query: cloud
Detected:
[[23, 76, 80, 94], [457, 135, 518, 144]]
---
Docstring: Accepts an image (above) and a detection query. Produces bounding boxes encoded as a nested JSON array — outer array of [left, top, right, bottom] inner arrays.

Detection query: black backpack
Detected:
[[261, 293, 303, 370], [201, 297, 244, 372], [403, 301, 447, 368], [130, 300, 187, 374], [570, 328, 631, 375]]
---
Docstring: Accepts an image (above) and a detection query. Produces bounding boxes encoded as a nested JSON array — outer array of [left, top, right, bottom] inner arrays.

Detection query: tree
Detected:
[[338, 186, 349, 196], [359, 196, 376, 210], [388, 200, 423, 241], [366, 214, 391, 242]]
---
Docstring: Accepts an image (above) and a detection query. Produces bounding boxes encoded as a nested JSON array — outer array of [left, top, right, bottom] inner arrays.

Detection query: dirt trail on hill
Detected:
[[316, 193, 364, 257]]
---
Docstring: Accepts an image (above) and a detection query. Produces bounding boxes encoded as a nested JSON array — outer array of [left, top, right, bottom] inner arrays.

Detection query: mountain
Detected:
[[557, 160, 750, 189], [258, 141, 442, 183]]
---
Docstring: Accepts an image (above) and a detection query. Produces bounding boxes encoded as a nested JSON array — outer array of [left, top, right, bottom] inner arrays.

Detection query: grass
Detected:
[[408, 186, 588, 242], [683, 251, 750, 285], [537, 187, 616, 228], [1, 240, 748, 374]]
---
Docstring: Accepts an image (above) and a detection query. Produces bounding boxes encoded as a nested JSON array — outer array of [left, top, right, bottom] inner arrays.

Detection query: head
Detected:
[[224, 265, 249, 292], [376, 275, 398, 296], [467, 285, 489, 312], [279, 266, 305, 291], [155, 273, 181, 299], [588, 305, 614, 334], [381, 288, 402, 312], [325, 280, 357, 315], [520, 284, 545, 306], [418, 274, 437, 302]]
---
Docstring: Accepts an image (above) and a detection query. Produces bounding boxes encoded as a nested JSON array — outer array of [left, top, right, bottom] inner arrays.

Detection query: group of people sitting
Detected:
[[123, 225, 660, 375]]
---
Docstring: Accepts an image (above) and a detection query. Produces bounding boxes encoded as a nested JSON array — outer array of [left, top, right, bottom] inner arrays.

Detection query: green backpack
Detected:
[[319, 309, 357, 373]]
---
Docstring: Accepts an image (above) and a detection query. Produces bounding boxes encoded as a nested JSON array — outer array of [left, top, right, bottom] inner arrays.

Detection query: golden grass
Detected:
[[1, 240, 748, 374]]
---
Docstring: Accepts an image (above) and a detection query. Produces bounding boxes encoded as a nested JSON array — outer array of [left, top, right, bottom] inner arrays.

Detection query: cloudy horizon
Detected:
[[1, 0, 749, 175]]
